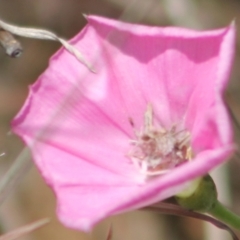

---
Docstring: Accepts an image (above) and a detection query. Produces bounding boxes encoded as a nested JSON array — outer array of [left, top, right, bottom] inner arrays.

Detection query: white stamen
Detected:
[[128, 104, 191, 178]]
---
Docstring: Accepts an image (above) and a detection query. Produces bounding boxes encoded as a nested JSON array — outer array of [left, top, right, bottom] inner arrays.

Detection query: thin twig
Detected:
[[0, 148, 32, 207], [0, 218, 49, 240], [106, 224, 113, 240], [144, 202, 239, 240], [0, 18, 94, 71]]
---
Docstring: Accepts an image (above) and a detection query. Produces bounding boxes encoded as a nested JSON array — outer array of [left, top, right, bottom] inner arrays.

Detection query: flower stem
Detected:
[[209, 201, 240, 230]]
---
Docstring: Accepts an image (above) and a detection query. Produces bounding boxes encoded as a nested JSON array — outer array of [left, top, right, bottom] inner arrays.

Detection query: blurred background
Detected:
[[0, 0, 239, 239]]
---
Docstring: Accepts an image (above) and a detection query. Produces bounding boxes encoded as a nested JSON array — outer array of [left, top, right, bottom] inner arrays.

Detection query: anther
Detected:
[[128, 104, 192, 177]]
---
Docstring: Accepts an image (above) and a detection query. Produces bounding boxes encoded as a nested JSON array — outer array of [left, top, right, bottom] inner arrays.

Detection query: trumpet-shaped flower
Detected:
[[11, 15, 235, 231]]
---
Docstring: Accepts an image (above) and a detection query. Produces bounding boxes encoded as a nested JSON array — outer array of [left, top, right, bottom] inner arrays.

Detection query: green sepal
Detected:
[[175, 175, 217, 212]]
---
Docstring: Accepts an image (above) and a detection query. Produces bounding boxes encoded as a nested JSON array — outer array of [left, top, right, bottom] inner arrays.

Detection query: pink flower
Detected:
[[11, 15, 235, 231]]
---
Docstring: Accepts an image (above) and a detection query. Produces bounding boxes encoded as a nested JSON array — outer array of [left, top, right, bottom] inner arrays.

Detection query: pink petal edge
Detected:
[[11, 16, 236, 231]]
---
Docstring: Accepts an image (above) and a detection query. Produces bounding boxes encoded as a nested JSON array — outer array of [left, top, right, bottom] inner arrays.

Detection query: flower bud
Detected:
[[175, 175, 217, 212]]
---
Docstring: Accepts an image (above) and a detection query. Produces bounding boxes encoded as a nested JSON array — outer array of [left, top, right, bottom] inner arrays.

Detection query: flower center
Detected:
[[128, 104, 192, 177]]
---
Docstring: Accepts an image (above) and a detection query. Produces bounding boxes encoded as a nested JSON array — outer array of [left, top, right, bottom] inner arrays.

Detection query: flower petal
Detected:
[[12, 15, 235, 231]]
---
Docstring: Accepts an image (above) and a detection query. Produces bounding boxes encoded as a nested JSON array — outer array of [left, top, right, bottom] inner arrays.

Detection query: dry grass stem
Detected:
[[0, 18, 94, 71], [0, 218, 49, 240]]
